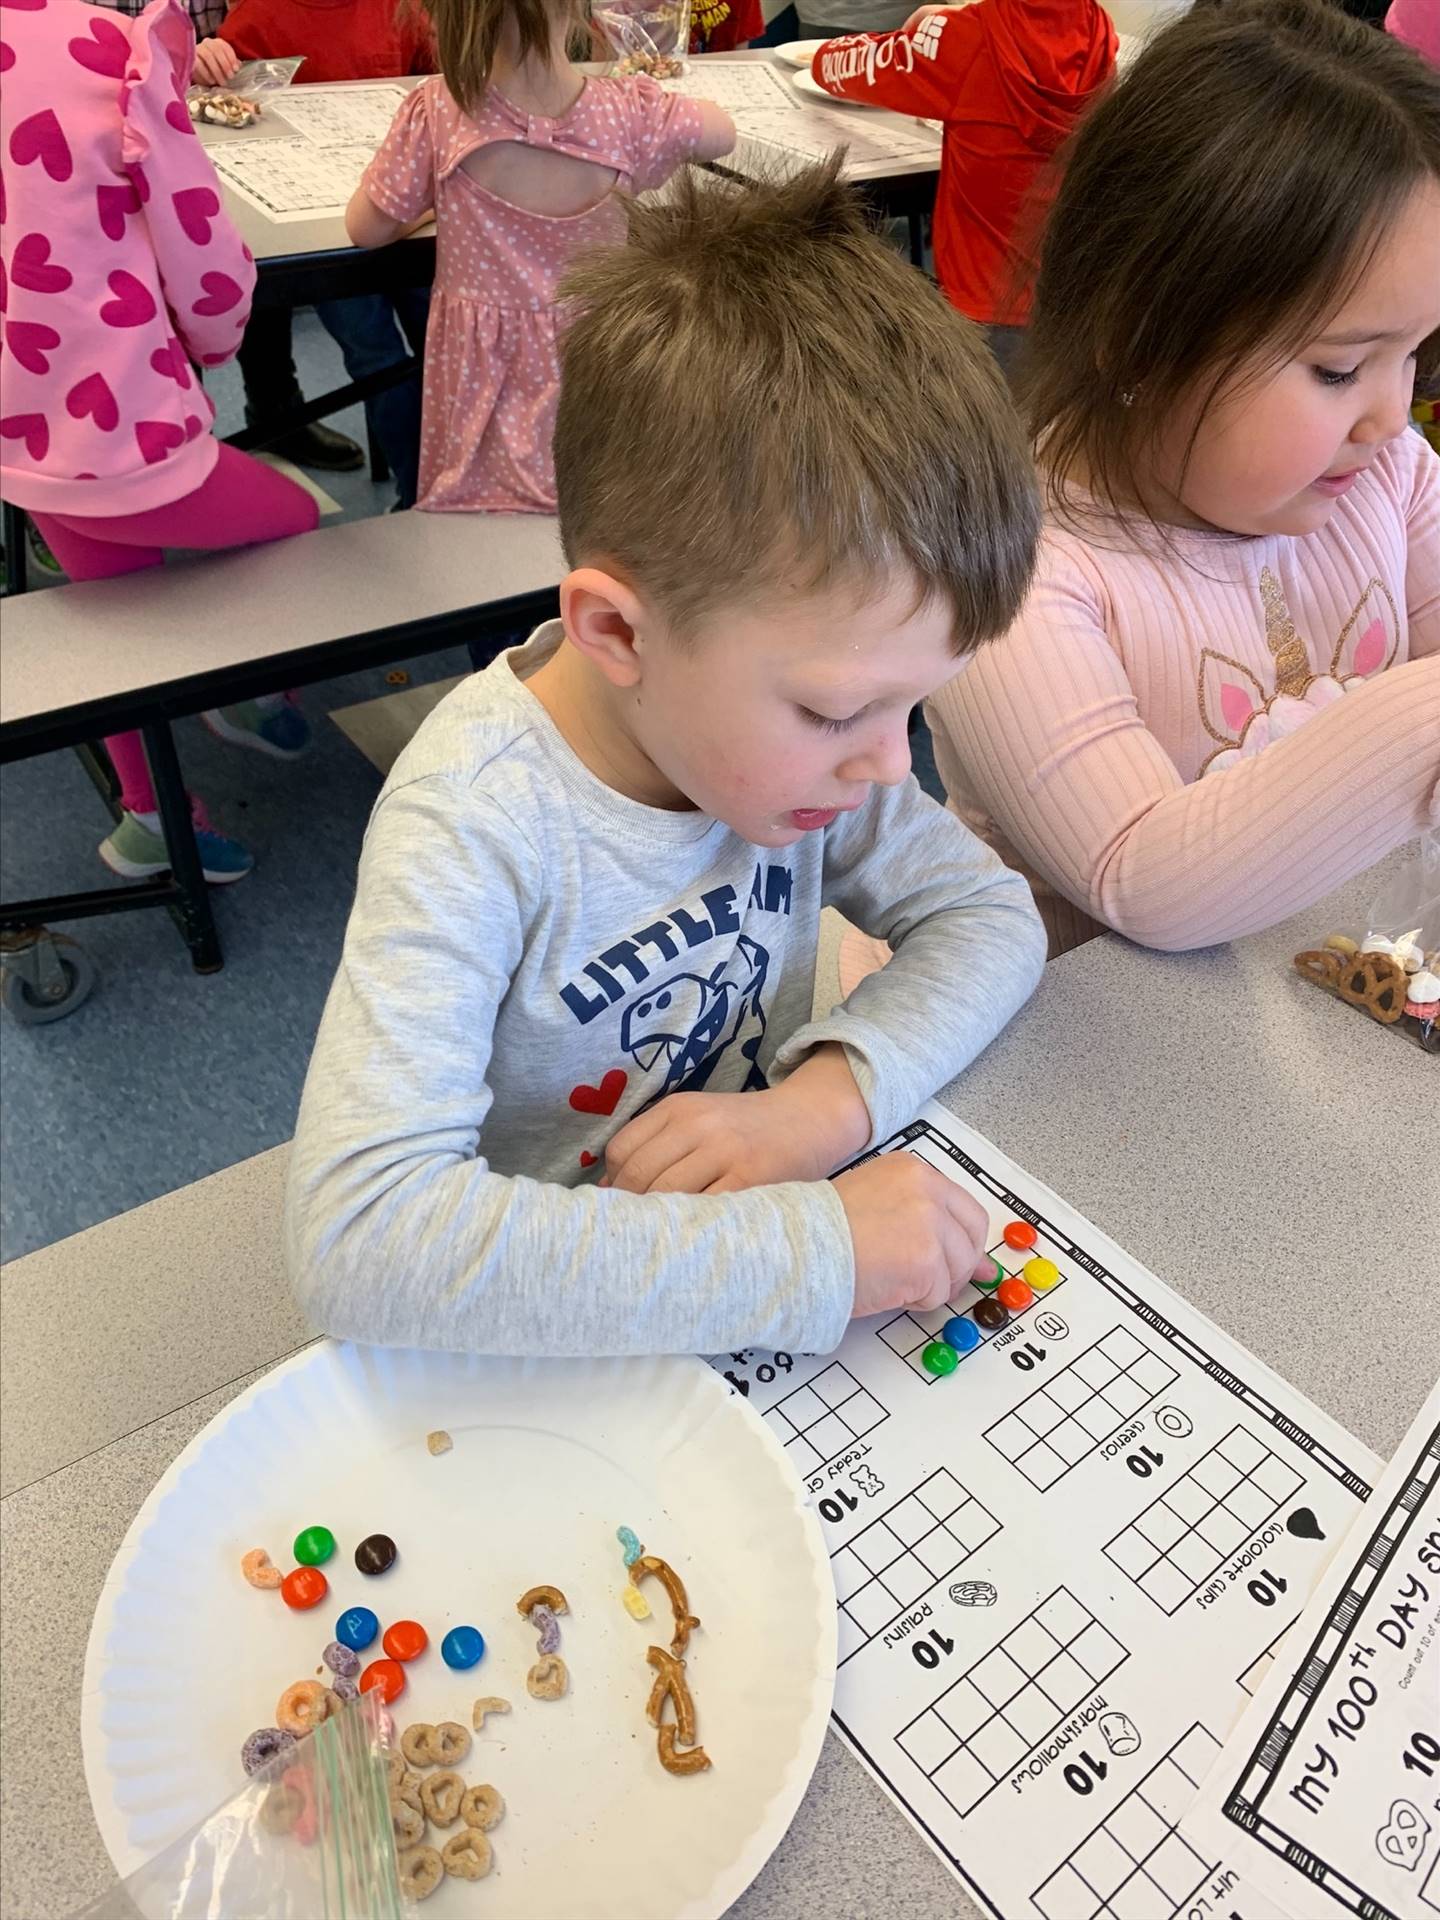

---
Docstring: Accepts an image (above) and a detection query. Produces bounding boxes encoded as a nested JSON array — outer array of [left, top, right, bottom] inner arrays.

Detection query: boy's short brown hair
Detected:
[[554, 158, 1040, 652]]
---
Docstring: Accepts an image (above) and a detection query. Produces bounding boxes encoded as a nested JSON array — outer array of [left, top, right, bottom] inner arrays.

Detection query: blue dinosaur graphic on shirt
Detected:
[[620, 934, 770, 1107]]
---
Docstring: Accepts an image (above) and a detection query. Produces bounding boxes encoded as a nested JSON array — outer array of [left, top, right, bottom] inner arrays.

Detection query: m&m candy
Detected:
[[358, 1657, 406, 1705], [383, 1619, 428, 1662], [441, 1626, 486, 1671], [293, 1525, 335, 1566], [997, 1276, 1034, 1313], [354, 1533, 398, 1576], [1002, 1220, 1038, 1251], [335, 1606, 380, 1652], [942, 1315, 982, 1354], [921, 1340, 959, 1377], [1024, 1256, 1061, 1292], [281, 1565, 328, 1611]]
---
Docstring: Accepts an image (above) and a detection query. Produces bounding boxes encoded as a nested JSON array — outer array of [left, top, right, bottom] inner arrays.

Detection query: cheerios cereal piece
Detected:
[[420, 1768, 466, 1828], [526, 1653, 568, 1701], [401, 1722, 437, 1768], [530, 1602, 561, 1655], [276, 1679, 329, 1735], [398, 1845, 444, 1902], [392, 1765, 424, 1813], [385, 1749, 409, 1792], [515, 1584, 567, 1618], [241, 1547, 283, 1590], [391, 1799, 426, 1848], [622, 1585, 651, 1621], [443, 1828, 494, 1881], [241, 1725, 296, 1776], [431, 1721, 470, 1767], [460, 1783, 505, 1830], [426, 1429, 452, 1456], [258, 1779, 303, 1833], [472, 1696, 511, 1731]]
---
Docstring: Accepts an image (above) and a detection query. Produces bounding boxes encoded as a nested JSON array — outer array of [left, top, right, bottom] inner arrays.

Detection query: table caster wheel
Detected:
[[0, 930, 97, 1024]]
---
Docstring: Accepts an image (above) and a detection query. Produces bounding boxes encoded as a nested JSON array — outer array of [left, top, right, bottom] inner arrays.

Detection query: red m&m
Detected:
[[280, 1565, 329, 1611], [358, 1657, 406, 1705], [383, 1619, 428, 1662]]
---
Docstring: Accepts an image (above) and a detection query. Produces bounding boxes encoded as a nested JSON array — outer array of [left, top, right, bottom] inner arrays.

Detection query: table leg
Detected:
[[141, 722, 224, 975]]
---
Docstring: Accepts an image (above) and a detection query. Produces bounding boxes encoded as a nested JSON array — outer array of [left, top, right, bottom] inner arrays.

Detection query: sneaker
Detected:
[[203, 697, 312, 760], [25, 520, 63, 576], [259, 419, 364, 473], [99, 805, 254, 885]]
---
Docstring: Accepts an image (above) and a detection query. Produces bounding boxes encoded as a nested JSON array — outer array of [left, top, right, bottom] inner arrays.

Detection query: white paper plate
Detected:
[[83, 1343, 836, 1919], [791, 67, 879, 106], [774, 38, 829, 67]]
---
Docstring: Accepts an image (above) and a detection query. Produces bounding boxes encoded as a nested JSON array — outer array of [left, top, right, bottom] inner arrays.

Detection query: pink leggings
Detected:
[[30, 444, 319, 814]]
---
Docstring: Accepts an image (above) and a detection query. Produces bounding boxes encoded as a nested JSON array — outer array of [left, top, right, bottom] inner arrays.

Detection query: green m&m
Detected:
[[293, 1524, 336, 1566]]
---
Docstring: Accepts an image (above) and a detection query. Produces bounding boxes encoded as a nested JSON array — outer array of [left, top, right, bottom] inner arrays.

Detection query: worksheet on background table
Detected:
[[709, 1103, 1382, 1920], [665, 61, 801, 114], [1185, 1379, 1440, 1920], [737, 109, 940, 168], [267, 84, 409, 148], [208, 138, 377, 222]]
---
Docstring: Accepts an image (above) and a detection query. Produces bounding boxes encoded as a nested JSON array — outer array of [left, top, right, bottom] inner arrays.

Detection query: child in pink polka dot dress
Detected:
[[345, 0, 736, 513]]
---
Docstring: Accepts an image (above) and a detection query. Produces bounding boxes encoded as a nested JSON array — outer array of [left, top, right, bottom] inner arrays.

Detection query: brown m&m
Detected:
[[355, 1532, 398, 1576]]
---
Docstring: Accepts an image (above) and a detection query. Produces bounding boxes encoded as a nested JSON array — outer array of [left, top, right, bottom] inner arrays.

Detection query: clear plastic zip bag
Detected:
[[67, 1692, 413, 1920], [1292, 830, 1439, 1053], [593, 0, 693, 76]]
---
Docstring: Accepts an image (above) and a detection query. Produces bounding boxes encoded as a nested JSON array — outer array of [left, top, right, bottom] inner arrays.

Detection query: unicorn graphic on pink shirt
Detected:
[[1196, 567, 1399, 777]]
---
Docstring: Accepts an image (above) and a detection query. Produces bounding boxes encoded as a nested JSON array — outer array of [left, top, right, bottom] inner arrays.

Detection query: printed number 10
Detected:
[[818, 1491, 859, 1524], [912, 1628, 955, 1669]]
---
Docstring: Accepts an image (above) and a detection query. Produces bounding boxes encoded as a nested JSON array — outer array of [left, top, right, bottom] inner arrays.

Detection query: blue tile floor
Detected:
[[0, 311, 944, 1263]]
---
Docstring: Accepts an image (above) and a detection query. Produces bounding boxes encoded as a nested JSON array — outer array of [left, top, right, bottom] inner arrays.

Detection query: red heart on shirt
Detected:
[[99, 269, 156, 328], [568, 1069, 628, 1117], [4, 319, 59, 374], [192, 270, 243, 317], [68, 15, 130, 79], [10, 232, 72, 295], [96, 181, 141, 242], [173, 186, 220, 246], [579, 1151, 599, 1169], [66, 370, 120, 432], [8, 109, 72, 182], [135, 417, 185, 465]]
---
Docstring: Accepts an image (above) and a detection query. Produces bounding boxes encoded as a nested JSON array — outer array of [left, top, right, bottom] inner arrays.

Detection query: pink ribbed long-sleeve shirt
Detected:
[[927, 428, 1440, 955]]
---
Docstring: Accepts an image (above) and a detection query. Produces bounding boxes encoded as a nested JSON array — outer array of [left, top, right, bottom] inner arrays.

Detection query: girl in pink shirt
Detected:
[[919, 0, 1440, 959], [343, 0, 737, 514], [1, 0, 318, 882]]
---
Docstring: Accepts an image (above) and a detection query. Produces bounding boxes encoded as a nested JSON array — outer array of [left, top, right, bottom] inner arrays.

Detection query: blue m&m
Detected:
[[335, 1606, 380, 1652], [441, 1625, 486, 1670], [942, 1315, 982, 1354]]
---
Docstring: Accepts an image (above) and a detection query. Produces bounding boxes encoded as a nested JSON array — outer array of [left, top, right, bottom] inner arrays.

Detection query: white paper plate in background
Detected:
[[83, 1343, 836, 1919], [774, 38, 829, 66], [791, 68, 880, 105]]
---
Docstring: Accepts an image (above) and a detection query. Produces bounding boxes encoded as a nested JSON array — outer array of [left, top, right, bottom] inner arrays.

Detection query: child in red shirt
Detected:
[[194, 0, 435, 503], [812, 0, 1115, 373]]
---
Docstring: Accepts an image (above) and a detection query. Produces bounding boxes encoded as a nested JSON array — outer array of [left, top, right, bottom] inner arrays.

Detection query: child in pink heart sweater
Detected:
[[0, 0, 318, 883]]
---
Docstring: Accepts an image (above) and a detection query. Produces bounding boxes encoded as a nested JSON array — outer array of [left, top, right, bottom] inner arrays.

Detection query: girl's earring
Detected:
[[1119, 389, 1136, 408]]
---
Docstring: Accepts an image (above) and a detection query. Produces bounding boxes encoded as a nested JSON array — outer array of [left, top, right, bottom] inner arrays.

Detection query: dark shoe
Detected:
[[265, 419, 365, 472]]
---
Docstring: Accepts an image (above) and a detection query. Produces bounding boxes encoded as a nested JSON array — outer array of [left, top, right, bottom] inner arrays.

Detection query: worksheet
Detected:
[[666, 61, 800, 114], [208, 138, 377, 222], [709, 1104, 1382, 1920], [268, 84, 409, 149], [1186, 1381, 1440, 1920], [737, 109, 940, 171]]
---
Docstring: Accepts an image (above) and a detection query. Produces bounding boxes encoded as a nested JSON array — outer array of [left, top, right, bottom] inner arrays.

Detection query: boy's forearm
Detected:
[[767, 1042, 874, 1175]]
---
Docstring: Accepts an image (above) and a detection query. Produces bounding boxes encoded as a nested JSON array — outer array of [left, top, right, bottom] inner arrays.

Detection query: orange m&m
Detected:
[[1002, 1221, 1037, 1251], [280, 1565, 329, 1611], [383, 1619, 429, 1662], [358, 1657, 406, 1704]]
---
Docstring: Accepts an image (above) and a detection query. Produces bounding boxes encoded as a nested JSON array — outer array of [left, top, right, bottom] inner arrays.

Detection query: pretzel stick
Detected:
[[645, 1645, 697, 1746], [630, 1556, 700, 1655], [658, 1724, 712, 1775]]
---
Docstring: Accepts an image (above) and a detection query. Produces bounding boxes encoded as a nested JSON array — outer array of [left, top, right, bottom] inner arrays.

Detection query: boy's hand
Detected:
[[193, 37, 241, 86], [836, 1156, 996, 1319], [604, 1043, 871, 1195]]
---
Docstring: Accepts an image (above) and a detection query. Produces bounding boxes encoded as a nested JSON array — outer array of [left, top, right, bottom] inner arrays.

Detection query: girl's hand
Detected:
[[193, 37, 241, 86]]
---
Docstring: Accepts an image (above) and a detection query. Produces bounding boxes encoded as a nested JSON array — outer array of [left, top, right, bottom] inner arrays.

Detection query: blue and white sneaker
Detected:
[[99, 803, 254, 885], [203, 695, 312, 760]]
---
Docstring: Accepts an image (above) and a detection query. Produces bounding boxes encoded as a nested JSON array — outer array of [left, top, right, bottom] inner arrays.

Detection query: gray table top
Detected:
[[3, 854, 1436, 1920], [198, 56, 941, 266]]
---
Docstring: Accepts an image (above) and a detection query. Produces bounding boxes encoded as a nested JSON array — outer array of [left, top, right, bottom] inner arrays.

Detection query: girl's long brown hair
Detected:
[[419, 0, 582, 113], [1020, 0, 1440, 530]]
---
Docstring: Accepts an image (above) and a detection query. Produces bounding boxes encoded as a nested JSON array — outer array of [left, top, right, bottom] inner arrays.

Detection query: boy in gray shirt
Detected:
[[286, 159, 1047, 1359]]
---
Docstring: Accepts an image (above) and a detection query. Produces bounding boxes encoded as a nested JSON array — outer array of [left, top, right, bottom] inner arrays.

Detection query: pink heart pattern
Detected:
[[0, 412, 48, 461], [131, 163, 150, 204], [135, 419, 184, 465], [4, 317, 59, 373], [99, 269, 155, 328], [183, 413, 204, 441], [96, 181, 141, 242], [8, 109, 71, 181], [149, 336, 192, 388], [0, 40, 15, 70], [0, 0, 48, 11], [66, 370, 119, 431], [163, 99, 194, 136], [0, 259, 7, 315], [172, 186, 220, 246], [67, 14, 128, 78], [192, 271, 242, 317], [11, 232, 72, 293]]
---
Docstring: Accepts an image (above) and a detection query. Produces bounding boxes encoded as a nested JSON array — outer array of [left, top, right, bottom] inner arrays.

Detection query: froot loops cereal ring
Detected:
[[240, 1547, 283, 1590], [276, 1679, 330, 1736], [426, 1429, 453, 1456], [471, 1696, 511, 1731], [526, 1653, 568, 1701], [657, 1724, 713, 1775], [530, 1602, 562, 1655], [391, 1799, 426, 1849], [330, 1674, 359, 1702], [282, 1764, 319, 1846], [460, 1783, 505, 1831], [516, 1584, 568, 1618], [258, 1779, 303, 1834], [322, 1640, 361, 1679], [398, 1844, 443, 1902], [401, 1722, 438, 1769], [241, 1725, 296, 1776], [431, 1721, 471, 1767], [442, 1829, 494, 1881], [419, 1768, 465, 1828]]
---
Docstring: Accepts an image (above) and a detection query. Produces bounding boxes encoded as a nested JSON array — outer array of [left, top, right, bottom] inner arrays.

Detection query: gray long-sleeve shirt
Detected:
[[285, 625, 1046, 1358]]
